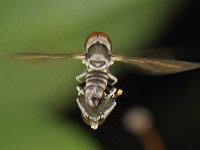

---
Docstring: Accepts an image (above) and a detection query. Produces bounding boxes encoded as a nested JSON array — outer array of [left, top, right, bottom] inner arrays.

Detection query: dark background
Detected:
[[65, 0, 200, 149]]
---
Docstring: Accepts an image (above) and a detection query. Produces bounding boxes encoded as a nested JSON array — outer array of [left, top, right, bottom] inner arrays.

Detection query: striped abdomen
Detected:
[[85, 70, 108, 107]]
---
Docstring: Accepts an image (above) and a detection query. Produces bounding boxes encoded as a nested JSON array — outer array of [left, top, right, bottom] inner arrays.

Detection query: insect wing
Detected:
[[112, 54, 200, 75], [2, 52, 84, 62]]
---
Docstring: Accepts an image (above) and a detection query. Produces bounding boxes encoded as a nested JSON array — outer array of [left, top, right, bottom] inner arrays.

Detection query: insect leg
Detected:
[[107, 87, 117, 99], [76, 82, 86, 96], [106, 83, 123, 99], [105, 84, 117, 98], [107, 72, 118, 85], [76, 70, 87, 83]]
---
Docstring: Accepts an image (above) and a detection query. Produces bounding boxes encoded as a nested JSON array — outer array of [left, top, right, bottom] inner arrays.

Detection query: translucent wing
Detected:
[[2, 52, 84, 61], [112, 54, 200, 75]]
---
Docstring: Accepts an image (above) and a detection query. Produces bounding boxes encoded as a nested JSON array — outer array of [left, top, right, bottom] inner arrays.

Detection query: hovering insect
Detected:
[[7, 32, 200, 129]]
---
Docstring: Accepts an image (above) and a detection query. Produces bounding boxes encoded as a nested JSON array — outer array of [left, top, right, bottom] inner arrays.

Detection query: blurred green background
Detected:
[[0, 0, 193, 149]]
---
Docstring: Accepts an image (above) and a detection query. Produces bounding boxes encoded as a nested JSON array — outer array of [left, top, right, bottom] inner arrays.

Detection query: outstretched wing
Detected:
[[2, 52, 84, 61], [112, 54, 200, 75]]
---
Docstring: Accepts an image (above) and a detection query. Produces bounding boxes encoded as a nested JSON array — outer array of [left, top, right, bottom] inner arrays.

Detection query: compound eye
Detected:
[[81, 113, 90, 126]]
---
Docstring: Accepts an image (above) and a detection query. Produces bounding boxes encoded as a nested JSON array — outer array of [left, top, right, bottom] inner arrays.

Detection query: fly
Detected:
[[5, 32, 200, 129]]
